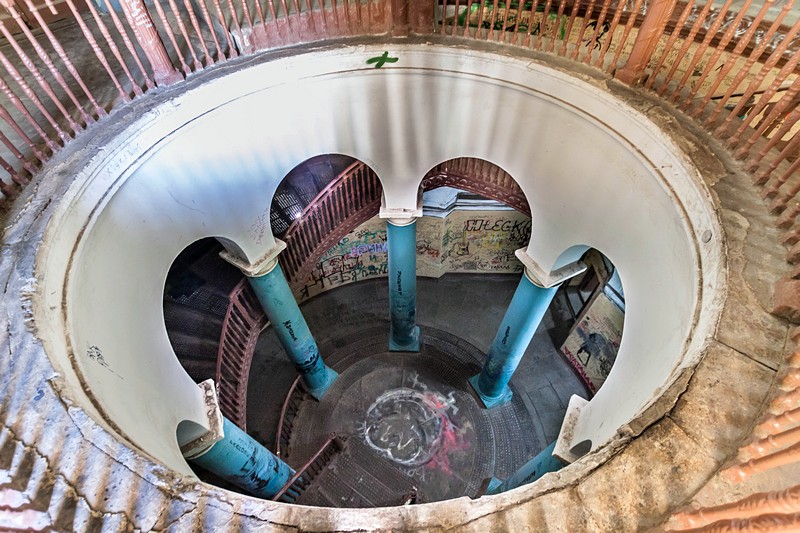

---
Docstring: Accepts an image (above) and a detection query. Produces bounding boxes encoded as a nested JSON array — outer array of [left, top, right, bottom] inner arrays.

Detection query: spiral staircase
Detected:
[[0, 0, 799, 530]]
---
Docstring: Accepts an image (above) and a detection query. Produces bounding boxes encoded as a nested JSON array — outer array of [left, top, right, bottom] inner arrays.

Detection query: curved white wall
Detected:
[[36, 44, 723, 475]]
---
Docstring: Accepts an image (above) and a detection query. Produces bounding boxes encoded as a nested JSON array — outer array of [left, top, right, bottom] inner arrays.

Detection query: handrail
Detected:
[[271, 432, 344, 503], [275, 374, 303, 458], [215, 279, 267, 429], [668, 351, 800, 530], [280, 161, 383, 286]]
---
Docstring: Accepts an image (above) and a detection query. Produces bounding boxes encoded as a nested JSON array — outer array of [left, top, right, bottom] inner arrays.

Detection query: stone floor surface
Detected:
[[246, 274, 590, 506]]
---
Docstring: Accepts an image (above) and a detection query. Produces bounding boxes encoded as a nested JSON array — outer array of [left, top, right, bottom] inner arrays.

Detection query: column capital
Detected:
[[180, 379, 225, 459], [379, 190, 423, 222], [515, 249, 587, 288], [220, 239, 287, 277], [553, 395, 590, 464]]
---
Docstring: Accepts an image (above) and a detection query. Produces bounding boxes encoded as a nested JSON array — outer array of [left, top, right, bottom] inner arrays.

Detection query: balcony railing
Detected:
[[2, 0, 800, 524], [667, 350, 800, 531], [0, 0, 797, 219]]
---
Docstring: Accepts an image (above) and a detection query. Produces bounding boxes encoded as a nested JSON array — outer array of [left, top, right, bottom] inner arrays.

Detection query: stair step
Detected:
[[163, 300, 224, 341], [189, 247, 243, 295], [179, 358, 217, 383], [166, 287, 230, 318], [295, 438, 420, 508], [168, 331, 219, 362]]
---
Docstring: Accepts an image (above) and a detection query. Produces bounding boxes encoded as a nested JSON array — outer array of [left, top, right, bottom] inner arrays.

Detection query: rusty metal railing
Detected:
[[275, 374, 303, 458], [271, 432, 345, 503], [215, 278, 267, 429], [280, 160, 384, 288]]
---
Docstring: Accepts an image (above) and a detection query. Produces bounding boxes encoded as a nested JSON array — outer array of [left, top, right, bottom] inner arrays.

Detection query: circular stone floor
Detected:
[[286, 326, 541, 506]]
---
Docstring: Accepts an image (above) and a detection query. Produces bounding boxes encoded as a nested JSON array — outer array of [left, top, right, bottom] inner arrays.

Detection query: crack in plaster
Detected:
[[45, 373, 201, 505], [0, 422, 138, 530], [717, 339, 785, 373]]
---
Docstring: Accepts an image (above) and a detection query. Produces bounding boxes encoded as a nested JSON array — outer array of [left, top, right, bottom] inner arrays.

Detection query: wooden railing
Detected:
[[280, 160, 383, 288], [215, 278, 267, 429], [668, 350, 800, 531]]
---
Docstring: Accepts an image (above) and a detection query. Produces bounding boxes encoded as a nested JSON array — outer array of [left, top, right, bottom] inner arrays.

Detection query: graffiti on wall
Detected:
[[435, 211, 531, 275], [561, 292, 623, 394], [297, 210, 532, 300], [299, 219, 389, 300]]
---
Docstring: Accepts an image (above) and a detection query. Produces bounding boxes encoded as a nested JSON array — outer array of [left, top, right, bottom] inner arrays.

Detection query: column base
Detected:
[[468, 374, 513, 409], [389, 326, 420, 352], [485, 477, 504, 495], [303, 366, 339, 401]]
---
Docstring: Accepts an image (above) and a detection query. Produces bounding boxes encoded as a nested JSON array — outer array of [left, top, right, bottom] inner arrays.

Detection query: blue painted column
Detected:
[[247, 260, 338, 400], [190, 417, 294, 499], [469, 271, 558, 408], [387, 219, 420, 351], [487, 441, 565, 494]]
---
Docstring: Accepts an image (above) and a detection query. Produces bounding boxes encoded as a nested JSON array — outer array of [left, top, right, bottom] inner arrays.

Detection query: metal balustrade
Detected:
[[2, 0, 800, 524], [271, 433, 345, 503], [280, 160, 383, 289], [216, 278, 267, 429], [276, 374, 303, 458]]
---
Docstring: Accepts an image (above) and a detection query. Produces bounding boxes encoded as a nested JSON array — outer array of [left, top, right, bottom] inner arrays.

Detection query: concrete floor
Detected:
[[246, 274, 591, 480]]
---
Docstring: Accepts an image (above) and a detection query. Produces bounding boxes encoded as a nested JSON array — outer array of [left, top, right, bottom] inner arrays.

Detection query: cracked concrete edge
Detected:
[[0, 37, 794, 532]]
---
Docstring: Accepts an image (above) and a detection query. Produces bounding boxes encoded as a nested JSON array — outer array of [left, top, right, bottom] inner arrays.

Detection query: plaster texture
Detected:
[[31, 42, 722, 474], [0, 37, 789, 531]]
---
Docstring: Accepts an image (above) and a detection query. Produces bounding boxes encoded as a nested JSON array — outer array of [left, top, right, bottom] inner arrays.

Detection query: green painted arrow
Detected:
[[366, 51, 399, 68]]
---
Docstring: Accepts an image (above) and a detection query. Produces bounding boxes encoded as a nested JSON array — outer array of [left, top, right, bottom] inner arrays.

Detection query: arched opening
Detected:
[[234, 156, 595, 506], [551, 248, 624, 395], [270, 154, 384, 295], [163, 237, 244, 385]]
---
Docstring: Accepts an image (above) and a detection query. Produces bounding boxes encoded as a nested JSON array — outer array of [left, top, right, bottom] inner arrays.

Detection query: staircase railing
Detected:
[[422, 157, 531, 216], [280, 160, 383, 288], [215, 278, 267, 429], [275, 374, 304, 458], [271, 433, 346, 503]]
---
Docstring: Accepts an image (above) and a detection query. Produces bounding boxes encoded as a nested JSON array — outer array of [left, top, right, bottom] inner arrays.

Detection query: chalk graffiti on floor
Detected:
[[360, 384, 469, 477]]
